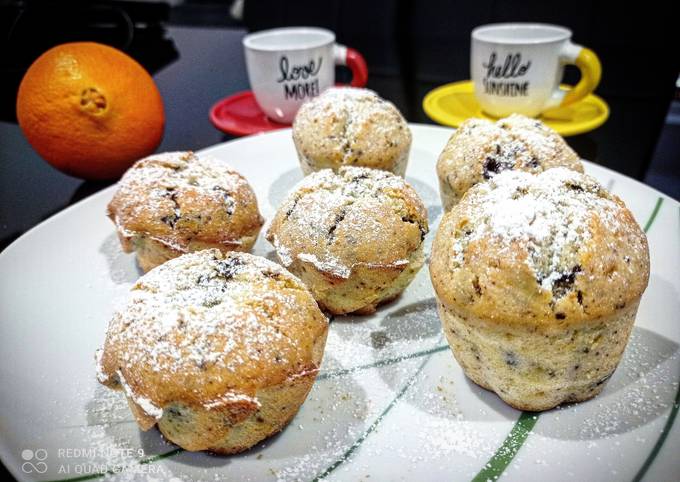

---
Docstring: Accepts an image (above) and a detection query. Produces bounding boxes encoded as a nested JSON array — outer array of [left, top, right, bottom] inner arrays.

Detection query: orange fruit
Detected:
[[16, 42, 165, 180]]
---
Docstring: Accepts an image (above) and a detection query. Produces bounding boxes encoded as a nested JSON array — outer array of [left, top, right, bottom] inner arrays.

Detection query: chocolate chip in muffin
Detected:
[[565, 181, 584, 192], [215, 257, 245, 280], [202, 298, 223, 308], [213, 186, 235, 215], [262, 269, 285, 282], [350, 172, 370, 184], [160, 189, 182, 228], [504, 351, 518, 367], [511, 186, 529, 200], [552, 265, 582, 299], [161, 213, 179, 228], [167, 406, 185, 419], [482, 156, 512, 179], [285, 197, 299, 219], [472, 276, 482, 297], [401, 215, 428, 241], [526, 156, 540, 169], [327, 209, 347, 242]]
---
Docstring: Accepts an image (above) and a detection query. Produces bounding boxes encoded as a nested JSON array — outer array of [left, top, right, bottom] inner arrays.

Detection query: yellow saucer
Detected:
[[423, 80, 609, 137]]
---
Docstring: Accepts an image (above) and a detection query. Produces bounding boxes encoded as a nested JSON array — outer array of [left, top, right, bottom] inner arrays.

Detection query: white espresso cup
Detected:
[[471, 23, 601, 118], [243, 27, 368, 124]]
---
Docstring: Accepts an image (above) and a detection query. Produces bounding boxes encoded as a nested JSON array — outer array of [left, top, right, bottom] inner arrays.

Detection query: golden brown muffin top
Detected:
[[292, 87, 411, 171], [97, 250, 328, 423], [107, 151, 264, 251], [436, 114, 583, 209], [430, 168, 650, 326], [266, 166, 428, 279]]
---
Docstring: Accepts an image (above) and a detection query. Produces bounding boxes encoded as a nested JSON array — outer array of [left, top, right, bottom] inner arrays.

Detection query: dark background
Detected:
[[0, 0, 678, 477]]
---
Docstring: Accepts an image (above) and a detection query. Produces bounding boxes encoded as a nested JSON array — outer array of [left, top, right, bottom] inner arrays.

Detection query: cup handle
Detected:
[[334, 44, 368, 87], [545, 43, 602, 110]]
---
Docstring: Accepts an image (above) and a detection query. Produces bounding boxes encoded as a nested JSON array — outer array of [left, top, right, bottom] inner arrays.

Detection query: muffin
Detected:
[[436, 114, 583, 211], [292, 87, 411, 176], [107, 151, 264, 272], [96, 250, 328, 453], [430, 167, 649, 411], [266, 166, 428, 315]]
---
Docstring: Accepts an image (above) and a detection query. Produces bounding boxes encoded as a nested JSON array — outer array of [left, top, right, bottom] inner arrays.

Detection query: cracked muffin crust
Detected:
[[292, 87, 411, 176], [430, 168, 650, 411], [107, 151, 264, 272], [436, 114, 583, 211], [266, 166, 428, 315], [96, 250, 328, 453]]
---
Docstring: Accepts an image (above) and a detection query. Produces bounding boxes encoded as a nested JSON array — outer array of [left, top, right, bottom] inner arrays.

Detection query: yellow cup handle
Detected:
[[545, 44, 602, 110]]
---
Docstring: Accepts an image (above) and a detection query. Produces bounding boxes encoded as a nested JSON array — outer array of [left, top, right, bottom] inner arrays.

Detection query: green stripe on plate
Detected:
[[631, 198, 677, 482], [643, 197, 663, 233], [471, 412, 539, 482], [470, 195, 666, 482], [632, 384, 680, 482], [317, 344, 449, 381], [312, 350, 436, 481]]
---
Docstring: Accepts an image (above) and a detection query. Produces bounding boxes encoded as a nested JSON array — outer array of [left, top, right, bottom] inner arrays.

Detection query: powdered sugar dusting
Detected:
[[203, 392, 261, 411], [498, 114, 561, 162], [296, 87, 402, 145], [268, 166, 426, 278], [105, 251, 298, 373], [296, 253, 412, 280], [111, 151, 248, 221], [293, 87, 411, 174], [107, 151, 262, 253], [122, 151, 246, 192], [117, 370, 164, 420], [99, 250, 321, 409], [95, 348, 108, 384], [451, 167, 622, 289], [297, 252, 352, 279], [437, 114, 582, 210], [272, 238, 293, 266], [468, 114, 577, 173], [296, 165, 410, 195]]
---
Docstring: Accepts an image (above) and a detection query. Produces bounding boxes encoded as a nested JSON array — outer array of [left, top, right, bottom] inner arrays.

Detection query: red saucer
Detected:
[[209, 91, 290, 137]]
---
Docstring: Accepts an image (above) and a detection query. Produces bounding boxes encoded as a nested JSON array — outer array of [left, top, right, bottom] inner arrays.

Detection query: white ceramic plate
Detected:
[[0, 125, 678, 482]]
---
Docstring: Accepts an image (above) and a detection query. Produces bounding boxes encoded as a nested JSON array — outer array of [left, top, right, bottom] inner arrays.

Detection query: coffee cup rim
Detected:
[[243, 27, 335, 52], [472, 23, 572, 44]]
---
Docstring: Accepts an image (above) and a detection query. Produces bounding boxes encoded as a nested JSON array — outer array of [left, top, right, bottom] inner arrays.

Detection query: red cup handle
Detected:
[[345, 48, 368, 87], [335, 45, 368, 87]]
